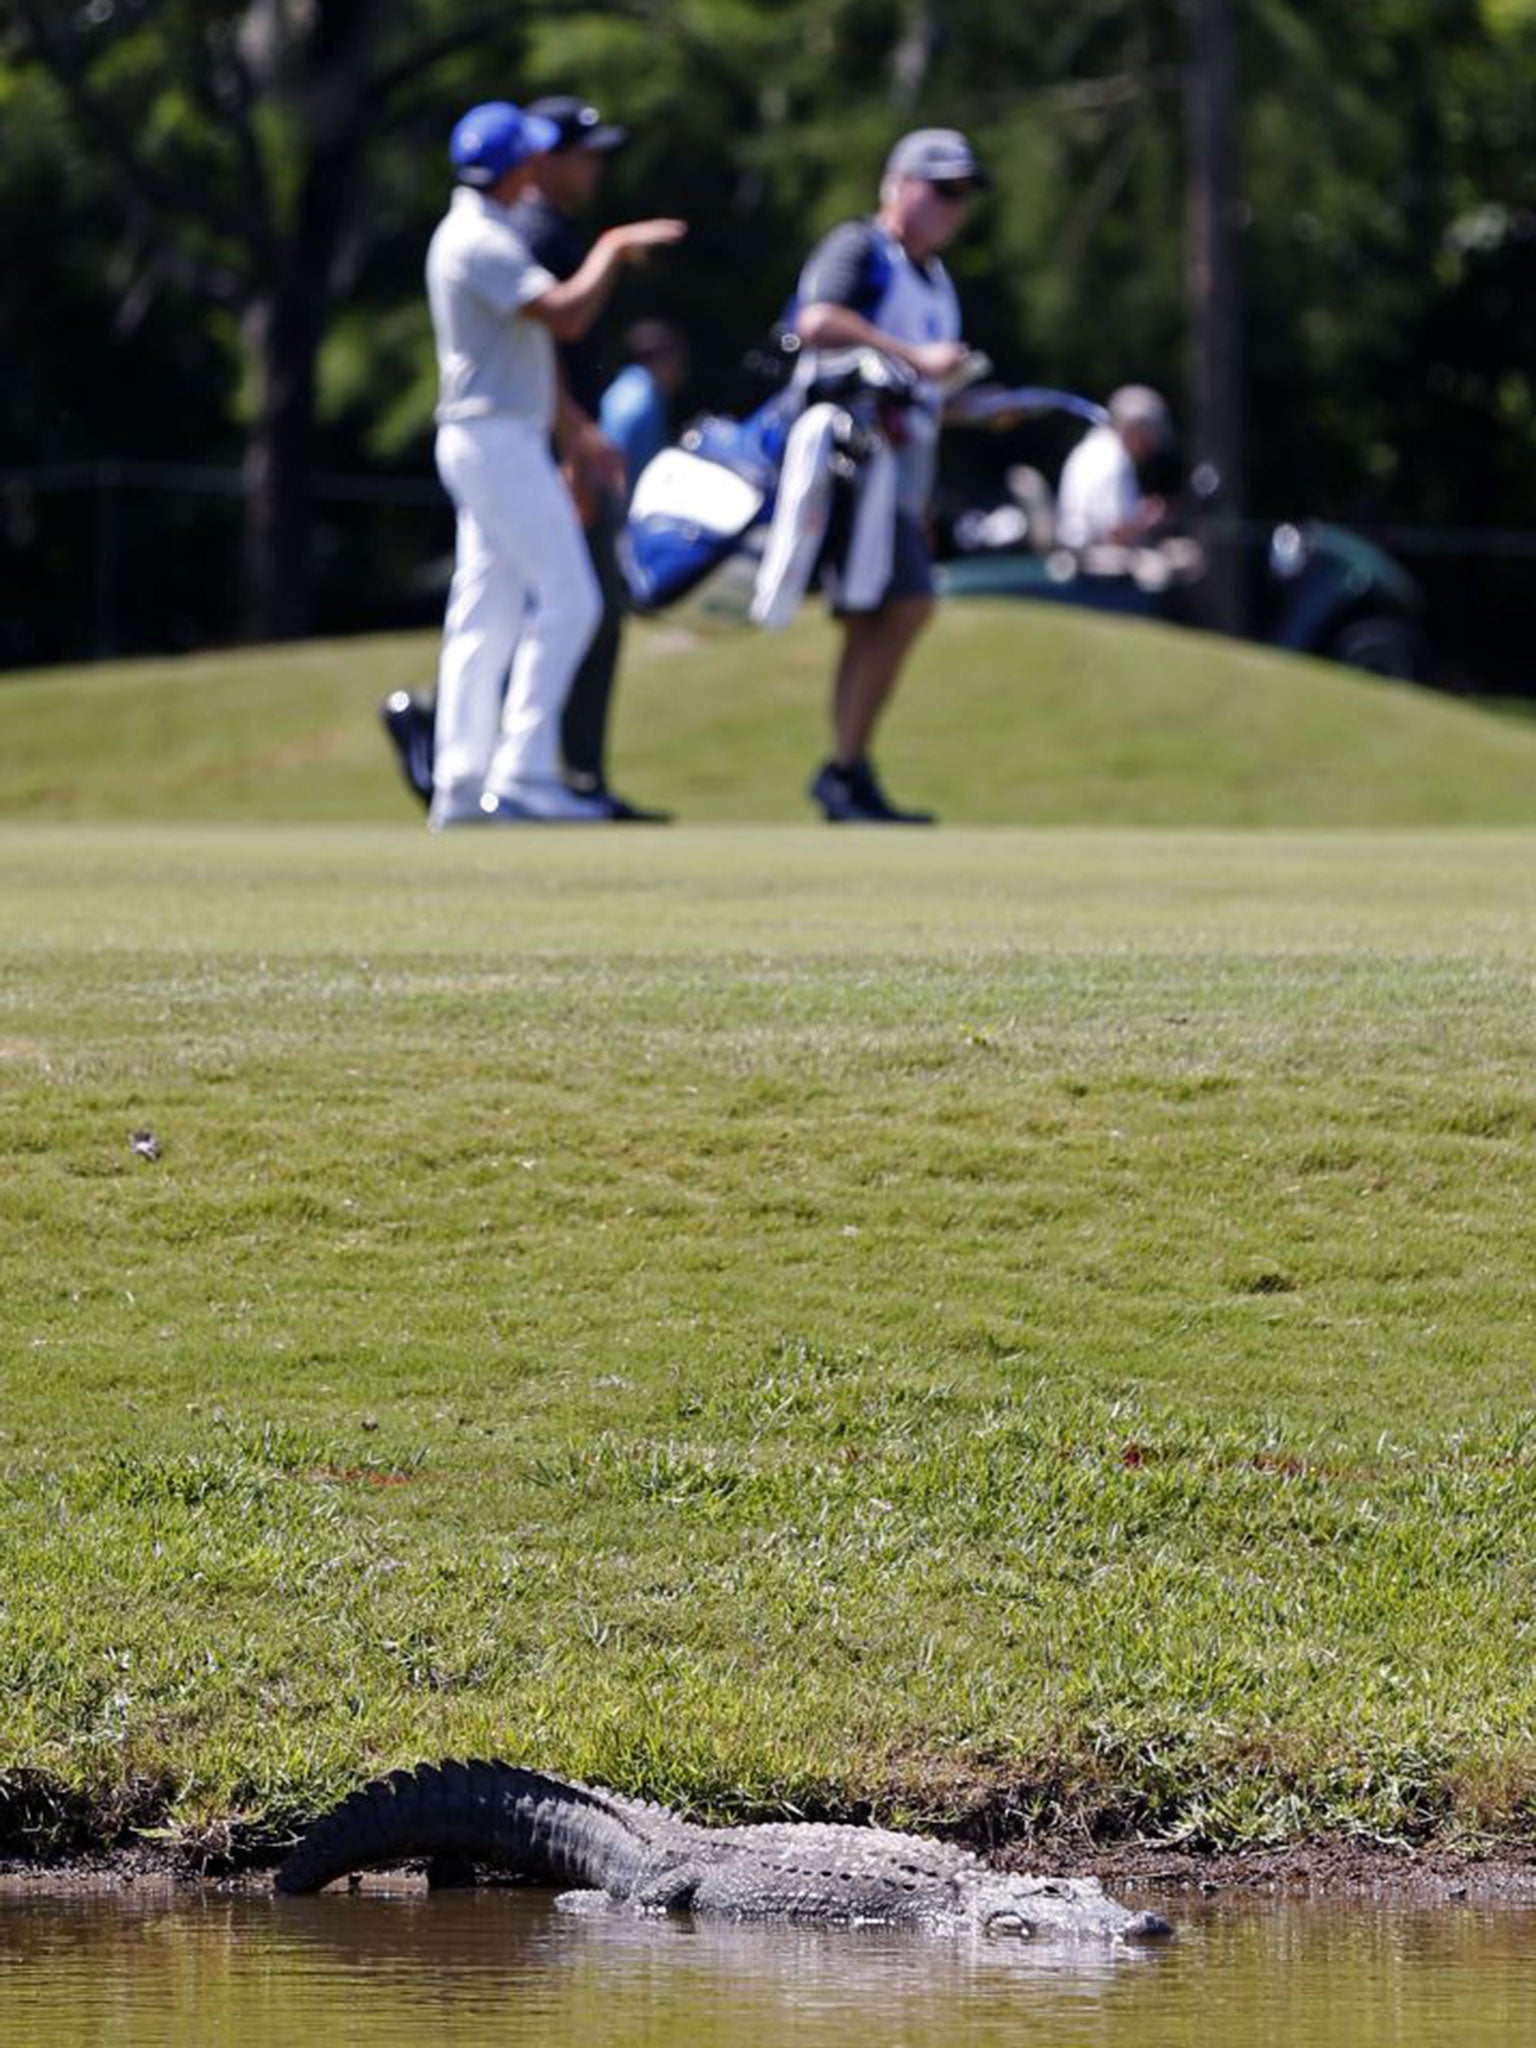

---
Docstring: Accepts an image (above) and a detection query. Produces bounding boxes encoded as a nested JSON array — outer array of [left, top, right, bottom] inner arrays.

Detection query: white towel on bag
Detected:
[[750, 404, 896, 627]]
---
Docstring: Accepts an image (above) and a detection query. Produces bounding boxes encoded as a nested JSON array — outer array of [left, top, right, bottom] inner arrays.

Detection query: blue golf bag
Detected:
[[618, 342, 936, 619], [618, 349, 1108, 620]]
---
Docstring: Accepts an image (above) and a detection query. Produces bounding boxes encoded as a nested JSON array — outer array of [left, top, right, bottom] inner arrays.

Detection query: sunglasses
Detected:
[[927, 178, 976, 202]]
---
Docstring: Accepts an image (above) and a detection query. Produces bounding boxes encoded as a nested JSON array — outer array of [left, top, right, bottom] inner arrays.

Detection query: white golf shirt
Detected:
[[1056, 423, 1140, 549], [426, 187, 558, 429]]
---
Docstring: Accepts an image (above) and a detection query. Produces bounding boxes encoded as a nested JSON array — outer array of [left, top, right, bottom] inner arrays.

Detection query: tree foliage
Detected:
[[6, 0, 1536, 675]]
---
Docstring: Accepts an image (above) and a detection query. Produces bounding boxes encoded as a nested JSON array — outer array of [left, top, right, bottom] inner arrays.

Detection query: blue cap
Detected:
[[449, 102, 561, 187]]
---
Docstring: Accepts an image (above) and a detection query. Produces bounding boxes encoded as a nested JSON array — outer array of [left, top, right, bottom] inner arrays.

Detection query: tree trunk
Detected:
[[1184, 0, 1247, 635], [237, 0, 385, 641], [890, 1, 937, 108], [241, 288, 323, 642]]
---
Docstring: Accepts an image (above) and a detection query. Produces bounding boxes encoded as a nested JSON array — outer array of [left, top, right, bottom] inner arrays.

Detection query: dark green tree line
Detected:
[[6, 0, 1536, 673]]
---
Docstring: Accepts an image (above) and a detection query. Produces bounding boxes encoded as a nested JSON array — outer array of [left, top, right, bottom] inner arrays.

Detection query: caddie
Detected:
[[425, 100, 684, 827], [792, 128, 989, 824]]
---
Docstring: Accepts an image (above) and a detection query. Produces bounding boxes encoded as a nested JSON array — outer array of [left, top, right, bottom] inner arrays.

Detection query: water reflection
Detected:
[[0, 1885, 1532, 2047]]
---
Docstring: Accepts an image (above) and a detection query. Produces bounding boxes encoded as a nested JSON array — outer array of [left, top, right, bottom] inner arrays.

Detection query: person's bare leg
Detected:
[[831, 596, 935, 763]]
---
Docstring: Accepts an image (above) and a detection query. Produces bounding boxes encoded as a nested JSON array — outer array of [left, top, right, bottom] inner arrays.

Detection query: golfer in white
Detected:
[[426, 101, 684, 826]]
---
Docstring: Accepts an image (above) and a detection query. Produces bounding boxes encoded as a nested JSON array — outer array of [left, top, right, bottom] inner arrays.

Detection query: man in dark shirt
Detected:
[[793, 129, 985, 824], [511, 95, 669, 822]]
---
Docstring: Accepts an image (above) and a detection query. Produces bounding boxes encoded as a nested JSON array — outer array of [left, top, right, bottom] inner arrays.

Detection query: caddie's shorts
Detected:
[[829, 510, 934, 617]]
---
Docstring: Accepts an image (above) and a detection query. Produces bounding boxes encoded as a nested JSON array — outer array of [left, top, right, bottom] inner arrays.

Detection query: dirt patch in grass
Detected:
[[1049, 1836, 1536, 1904]]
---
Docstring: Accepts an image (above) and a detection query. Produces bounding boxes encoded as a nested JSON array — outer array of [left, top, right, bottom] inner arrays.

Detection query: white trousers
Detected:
[[434, 416, 601, 800]]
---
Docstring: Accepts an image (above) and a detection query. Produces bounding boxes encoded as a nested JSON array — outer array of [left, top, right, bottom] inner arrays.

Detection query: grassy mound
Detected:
[[4, 603, 1536, 823]]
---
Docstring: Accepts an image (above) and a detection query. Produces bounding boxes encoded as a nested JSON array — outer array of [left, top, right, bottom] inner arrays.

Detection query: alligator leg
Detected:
[[632, 1862, 703, 1912]]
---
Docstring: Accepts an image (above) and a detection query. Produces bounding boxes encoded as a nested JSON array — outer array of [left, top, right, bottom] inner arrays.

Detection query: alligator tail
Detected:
[[274, 1760, 647, 1896]]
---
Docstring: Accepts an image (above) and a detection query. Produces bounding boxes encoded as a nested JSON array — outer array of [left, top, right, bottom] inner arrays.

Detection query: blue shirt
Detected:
[[600, 364, 670, 493]]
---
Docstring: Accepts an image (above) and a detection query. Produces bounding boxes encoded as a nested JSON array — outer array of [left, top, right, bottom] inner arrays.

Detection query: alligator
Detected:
[[274, 1761, 1172, 1945]]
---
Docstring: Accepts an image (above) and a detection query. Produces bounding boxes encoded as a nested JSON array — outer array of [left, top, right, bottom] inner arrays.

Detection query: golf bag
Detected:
[[619, 343, 922, 620], [617, 352, 1111, 624]]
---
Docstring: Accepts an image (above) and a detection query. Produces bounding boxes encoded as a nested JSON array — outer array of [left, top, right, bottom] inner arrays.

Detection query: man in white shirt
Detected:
[[425, 100, 683, 827], [1055, 386, 1174, 551]]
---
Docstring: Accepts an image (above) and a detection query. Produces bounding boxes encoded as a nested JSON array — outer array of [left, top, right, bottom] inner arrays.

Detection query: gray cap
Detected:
[[884, 127, 991, 189], [1108, 385, 1174, 446]]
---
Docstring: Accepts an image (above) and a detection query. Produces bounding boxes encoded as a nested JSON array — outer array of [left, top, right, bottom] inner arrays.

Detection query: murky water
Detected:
[[0, 1884, 1531, 2046]]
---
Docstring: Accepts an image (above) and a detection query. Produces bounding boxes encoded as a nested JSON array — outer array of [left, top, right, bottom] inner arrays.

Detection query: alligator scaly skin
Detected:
[[274, 1761, 1171, 1945]]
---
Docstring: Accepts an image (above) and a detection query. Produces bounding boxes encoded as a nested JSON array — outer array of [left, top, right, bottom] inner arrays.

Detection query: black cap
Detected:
[[525, 96, 628, 154]]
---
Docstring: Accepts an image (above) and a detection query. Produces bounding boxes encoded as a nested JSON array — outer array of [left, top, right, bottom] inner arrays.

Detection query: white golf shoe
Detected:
[[427, 782, 487, 832], [481, 779, 616, 823]]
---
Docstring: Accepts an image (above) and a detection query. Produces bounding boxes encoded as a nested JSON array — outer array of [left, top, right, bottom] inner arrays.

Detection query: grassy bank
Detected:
[[3, 822, 1535, 1860], [5, 602, 1536, 824]]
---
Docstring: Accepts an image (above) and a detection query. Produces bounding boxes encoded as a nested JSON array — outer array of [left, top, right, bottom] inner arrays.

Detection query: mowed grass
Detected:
[[2, 815, 1535, 1858]]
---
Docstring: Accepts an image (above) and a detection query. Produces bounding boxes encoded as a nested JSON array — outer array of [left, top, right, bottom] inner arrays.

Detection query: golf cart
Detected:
[[933, 465, 1431, 682]]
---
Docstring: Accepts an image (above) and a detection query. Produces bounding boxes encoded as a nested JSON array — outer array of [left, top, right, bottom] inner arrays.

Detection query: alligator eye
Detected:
[[985, 1910, 1033, 1939], [1121, 1910, 1174, 1943]]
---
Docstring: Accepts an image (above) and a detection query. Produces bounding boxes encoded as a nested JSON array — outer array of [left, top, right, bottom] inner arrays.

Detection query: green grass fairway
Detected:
[[5, 601, 1536, 823], [3, 820, 1535, 1857]]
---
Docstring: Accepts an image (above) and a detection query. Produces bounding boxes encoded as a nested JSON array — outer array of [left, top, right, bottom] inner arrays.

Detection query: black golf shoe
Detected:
[[809, 758, 936, 825], [381, 689, 436, 807]]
